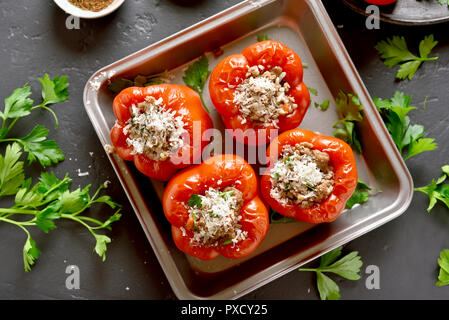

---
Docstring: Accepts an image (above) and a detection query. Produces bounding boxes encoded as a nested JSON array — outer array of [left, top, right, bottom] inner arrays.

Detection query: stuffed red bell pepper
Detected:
[[110, 84, 213, 181], [209, 40, 310, 145], [261, 129, 358, 224], [162, 154, 269, 260]]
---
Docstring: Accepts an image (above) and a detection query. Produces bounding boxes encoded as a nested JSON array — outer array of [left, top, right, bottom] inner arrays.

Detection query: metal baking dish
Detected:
[[83, 0, 413, 299]]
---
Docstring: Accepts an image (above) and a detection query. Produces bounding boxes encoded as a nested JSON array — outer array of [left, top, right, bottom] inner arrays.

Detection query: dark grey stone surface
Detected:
[[0, 0, 448, 300]]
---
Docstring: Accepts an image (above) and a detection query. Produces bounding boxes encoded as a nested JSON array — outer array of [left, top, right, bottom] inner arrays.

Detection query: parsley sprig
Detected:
[[346, 179, 372, 209], [298, 246, 363, 300], [315, 99, 330, 111], [333, 90, 364, 153], [436, 249, 449, 287], [374, 91, 438, 160], [0, 143, 121, 271], [415, 165, 449, 212], [0, 74, 68, 166], [188, 194, 202, 208], [182, 55, 211, 113], [375, 35, 438, 80]]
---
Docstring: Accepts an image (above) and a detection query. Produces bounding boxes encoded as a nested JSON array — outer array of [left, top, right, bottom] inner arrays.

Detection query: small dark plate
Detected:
[[343, 0, 449, 25]]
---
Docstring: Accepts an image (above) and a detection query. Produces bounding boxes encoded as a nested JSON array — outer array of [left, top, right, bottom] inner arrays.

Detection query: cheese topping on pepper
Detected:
[[123, 96, 187, 161], [270, 142, 335, 208], [233, 65, 297, 128], [187, 187, 247, 247]]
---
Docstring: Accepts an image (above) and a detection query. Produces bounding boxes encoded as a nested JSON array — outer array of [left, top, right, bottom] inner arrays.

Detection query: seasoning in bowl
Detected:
[[68, 0, 114, 12]]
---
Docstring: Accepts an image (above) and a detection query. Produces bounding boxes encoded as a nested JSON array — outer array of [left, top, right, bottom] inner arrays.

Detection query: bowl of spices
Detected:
[[54, 0, 125, 19]]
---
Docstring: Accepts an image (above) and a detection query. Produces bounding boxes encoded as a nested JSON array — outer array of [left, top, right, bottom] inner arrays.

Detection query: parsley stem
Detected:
[[67, 215, 105, 227], [90, 185, 104, 201], [61, 214, 96, 235], [419, 57, 438, 62], [298, 268, 318, 272], [199, 93, 210, 113], [0, 138, 21, 144], [0, 215, 35, 227], [0, 208, 39, 215], [32, 104, 59, 129], [42, 176, 70, 199], [2, 118, 20, 138]]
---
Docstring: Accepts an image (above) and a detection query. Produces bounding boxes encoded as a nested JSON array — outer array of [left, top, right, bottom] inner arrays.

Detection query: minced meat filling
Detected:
[[184, 187, 248, 247], [123, 96, 187, 161], [233, 65, 297, 128], [270, 142, 335, 208]]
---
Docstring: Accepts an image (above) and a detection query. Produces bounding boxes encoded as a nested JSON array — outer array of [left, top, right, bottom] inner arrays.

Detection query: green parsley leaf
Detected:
[[437, 165, 449, 184], [307, 86, 318, 96], [299, 246, 363, 300], [319, 246, 343, 268], [15, 186, 44, 208], [39, 74, 69, 106], [221, 239, 234, 246], [319, 251, 363, 280], [314, 99, 330, 111], [23, 235, 40, 272], [35, 202, 61, 233], [436, 249, 449, 287], [59, 186, 90, 214], [37, 172, 70, 195], [0, 143, 25, 196], [405, 138, 438, 161], [374, 91, 437, 160], [438, 0, 449, 6], [375, 35, 438, 80], [316, 271, 341, 300], [94, 234, 111, 262], [0, 85, 33, 122], [188, 194, 202, 208], [35, 74, 69, 128], [419, 34, 439, 58], [219, 190, 234, 200], [415, 165, 449, 212], [346, 179, 372, 209], [18, 125, 65, 166], [333, 91, 364, 153], [182, 55, 211, 113], [257, 34, 270, 42]]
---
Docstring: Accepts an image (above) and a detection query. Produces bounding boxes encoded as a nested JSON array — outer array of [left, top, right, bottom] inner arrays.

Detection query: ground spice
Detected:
[[68, 0, 115, 12]]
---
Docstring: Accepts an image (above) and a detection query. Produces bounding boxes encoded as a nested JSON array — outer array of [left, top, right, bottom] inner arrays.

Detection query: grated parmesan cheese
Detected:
[[123, 96, 187, 161], [270, 143, 334, 208], [187, 187, 247, 247], [233, 65, 297, 128]]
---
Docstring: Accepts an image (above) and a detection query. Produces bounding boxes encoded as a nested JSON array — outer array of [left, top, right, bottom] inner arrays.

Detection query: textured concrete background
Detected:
[[0, 0, 448, 299]]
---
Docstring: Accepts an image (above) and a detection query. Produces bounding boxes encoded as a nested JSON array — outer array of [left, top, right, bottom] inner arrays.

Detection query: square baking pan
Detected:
[[83, 0, 413, 299]]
